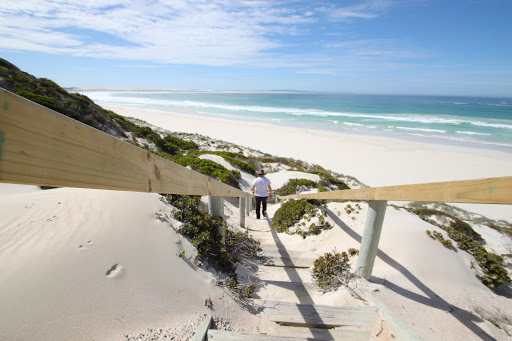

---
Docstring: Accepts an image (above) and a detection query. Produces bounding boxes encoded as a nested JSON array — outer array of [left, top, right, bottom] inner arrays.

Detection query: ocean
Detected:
[[82, 91, 512, 150]]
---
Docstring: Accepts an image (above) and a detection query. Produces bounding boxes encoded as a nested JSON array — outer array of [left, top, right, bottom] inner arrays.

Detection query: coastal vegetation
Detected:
[[275, 178, 327, 196], [312, 248, 359, 292], [410, 207, 510, 290], [162, 194, 260, 298], [273, 199, 332, 238]]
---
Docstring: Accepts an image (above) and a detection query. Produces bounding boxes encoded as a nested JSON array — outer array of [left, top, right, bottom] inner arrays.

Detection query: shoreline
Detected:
[[101, 103, 512, 222]]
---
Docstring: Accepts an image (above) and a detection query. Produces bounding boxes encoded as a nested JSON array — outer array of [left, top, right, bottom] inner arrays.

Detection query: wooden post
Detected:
[[245, 197, 250, 216], [356, 200, 387, 280], [239, 197, 246, 228], [248, 196, 253, 214], [208, 196, 225, 243]]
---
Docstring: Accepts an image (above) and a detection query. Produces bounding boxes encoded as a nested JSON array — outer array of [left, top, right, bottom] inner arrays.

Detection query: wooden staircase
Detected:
[[193, 203, 396, 341]]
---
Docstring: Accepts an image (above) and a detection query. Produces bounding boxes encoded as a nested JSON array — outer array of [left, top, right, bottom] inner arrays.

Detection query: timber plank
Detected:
[[207, 330, 310, 340], [277, 326, 372, 340], [261, 301, 379, 328], [278, 176, 512, 204], [0, 89, 249, 198]]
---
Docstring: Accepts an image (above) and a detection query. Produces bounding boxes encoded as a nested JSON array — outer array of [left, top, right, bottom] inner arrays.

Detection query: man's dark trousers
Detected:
[[256, 196, 268, 219]]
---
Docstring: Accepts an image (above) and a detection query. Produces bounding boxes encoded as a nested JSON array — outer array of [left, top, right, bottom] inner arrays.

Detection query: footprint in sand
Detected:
[[106, 264, 124, 278], [78, 240, 94, 251]]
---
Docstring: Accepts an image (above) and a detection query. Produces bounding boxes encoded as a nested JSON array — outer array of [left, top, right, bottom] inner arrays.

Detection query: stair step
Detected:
[[262, 256, 315, 268], [207, 329, 310, 340], [252, 265, 312, 283], [277, 326, 372, 340], [252, 280, 319, 303], [259, 300, 380, 329]]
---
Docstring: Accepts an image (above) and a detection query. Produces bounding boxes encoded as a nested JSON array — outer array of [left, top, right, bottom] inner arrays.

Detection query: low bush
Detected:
[[173, 155, 240, 187], [164, 194, 261, 299], [193, 151, 256, 175], [165, 194, 235, 275], [275, 178, 327, 196], [273, 199, 317, 233], [312, 248, 359, 292], [411, 208, 510, 290]]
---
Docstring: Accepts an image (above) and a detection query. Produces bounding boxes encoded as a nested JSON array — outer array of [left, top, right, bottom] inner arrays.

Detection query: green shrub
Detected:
[[173, 155, 240, 187], [164, 135, 198, 150], [165, 195, 235, 275], [273, 199, 317, 233], [312, 248, 359, 292], [412, 208, 510, 290], [275, 178, 327, 196], [195, 151, 256, 175], [16, 90, 60, 111]]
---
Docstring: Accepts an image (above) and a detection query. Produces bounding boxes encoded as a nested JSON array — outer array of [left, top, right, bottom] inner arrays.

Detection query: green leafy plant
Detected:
[[275, 178, 327, 196], [312, 248, 359, 292], [273, 199, 317, 233], [411, 208, 510, 290], [172, 155, 240, 187]]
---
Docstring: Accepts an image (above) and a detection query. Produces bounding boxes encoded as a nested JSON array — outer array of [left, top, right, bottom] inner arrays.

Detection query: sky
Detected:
[[0, 0, 511, 97]]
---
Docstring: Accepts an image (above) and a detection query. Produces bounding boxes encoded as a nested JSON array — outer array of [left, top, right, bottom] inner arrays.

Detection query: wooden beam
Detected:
[[278, 176, 512, 205], [190, 316, 212, 341], [355, 201, 387, 280], [239, 197, 246, 228], [0, 89, 250, 198]]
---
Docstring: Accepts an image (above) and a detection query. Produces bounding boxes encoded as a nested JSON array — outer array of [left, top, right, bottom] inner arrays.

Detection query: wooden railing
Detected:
[[277, 176, 512, 204], [277, 176, 512, 280], [0, 88, 250, 198]]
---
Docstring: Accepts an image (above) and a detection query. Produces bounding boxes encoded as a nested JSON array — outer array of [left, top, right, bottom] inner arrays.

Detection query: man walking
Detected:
[[250, 170, 272, 219]]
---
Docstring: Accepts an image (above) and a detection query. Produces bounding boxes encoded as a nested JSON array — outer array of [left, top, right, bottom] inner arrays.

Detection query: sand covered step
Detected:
[[207, 329, 311, 340], [276, 326, 372, 340], [251, 280, 320, 303], [260, 300, 380, 329], [251, 265, 312, 283], [262, 256, 315, 268]]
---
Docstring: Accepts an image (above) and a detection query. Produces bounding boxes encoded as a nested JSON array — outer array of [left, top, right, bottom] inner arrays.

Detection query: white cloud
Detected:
[[0, 0, 398, 66]]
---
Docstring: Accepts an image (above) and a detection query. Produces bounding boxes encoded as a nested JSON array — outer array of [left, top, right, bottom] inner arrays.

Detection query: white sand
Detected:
[[0, 184, 263, 340], [101, 104, 512, 222], [2, 102, 512, 340]]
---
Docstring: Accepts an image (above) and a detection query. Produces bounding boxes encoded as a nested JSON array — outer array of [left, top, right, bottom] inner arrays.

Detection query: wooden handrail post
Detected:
[[245, 197, 250, 216], [356, 200, 387, 280], [248, 197, 253, 214], [239, 197, 246, 228], [208, 196, 225, 244]]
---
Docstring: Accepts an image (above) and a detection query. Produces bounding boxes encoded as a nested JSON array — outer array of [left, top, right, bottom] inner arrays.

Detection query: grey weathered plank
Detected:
[[261, 301, 380, 328], [190, 316, 212, 341], [207, 330, 311, 340], [263, 256, 315, 268], [277, 326, 372, 340], [251, 280, 319, 302]]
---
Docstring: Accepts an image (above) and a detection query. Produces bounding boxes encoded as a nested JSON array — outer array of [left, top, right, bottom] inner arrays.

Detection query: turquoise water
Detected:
[[83, 91, 512, 149]]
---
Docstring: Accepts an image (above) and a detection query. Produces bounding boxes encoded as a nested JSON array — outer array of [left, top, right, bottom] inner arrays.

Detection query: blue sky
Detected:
[[0, 0, 511, 97]]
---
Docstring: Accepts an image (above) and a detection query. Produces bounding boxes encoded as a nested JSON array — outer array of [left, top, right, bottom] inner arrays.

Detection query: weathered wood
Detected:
[[190, 316, 212, 341], [239, 197, 246, 228], [263, 257, 315, 268], [207, 330, 309, 340], [251, 280, 318, 301], [367, 291, 424, 341], [277, 326, 372, 340], [279, 176, 512, 204], [0, 89, 250, 198], [356, 201, 387, 280], [260, 300, 380, 328], [208, 196, 225, 243]]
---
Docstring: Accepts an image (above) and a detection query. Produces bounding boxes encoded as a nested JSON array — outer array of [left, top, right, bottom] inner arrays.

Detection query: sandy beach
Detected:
[[1, 101, 512, 340], [102, 104, 512, 222]]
